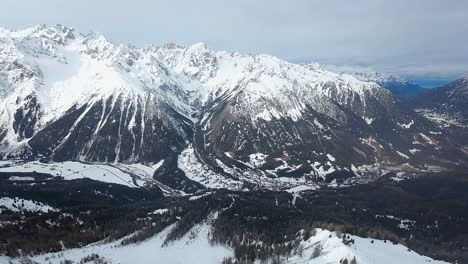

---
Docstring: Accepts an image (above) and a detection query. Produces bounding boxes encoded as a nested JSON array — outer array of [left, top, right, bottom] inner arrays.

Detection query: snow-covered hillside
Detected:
[[0, 225, 449, 264], [0, 197, 58, 214], [0, 160, 161, 188], [2, 213, 233, 264], [285, 229, 449, 264]]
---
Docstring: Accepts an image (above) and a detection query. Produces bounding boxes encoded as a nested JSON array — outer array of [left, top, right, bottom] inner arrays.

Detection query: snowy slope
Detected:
[[0, 197, 59, 214], [0, 24, 192, 163], [0, 25, 192, 128], [0, 160, 160, 188], [1, 226, 450, 264], [3, 214, 233, 264], [286, 229, 449, 264]]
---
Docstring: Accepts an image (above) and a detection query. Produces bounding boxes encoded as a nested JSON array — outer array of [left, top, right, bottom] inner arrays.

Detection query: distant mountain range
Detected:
[[352, 72, 425, 100], [0, 25, 467, 192]]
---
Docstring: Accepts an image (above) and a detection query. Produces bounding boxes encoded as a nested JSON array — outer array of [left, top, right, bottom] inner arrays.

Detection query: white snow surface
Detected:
[[396, 151, 410, 159], [4, 215, 232, 264], [285, 229, 449, 264], [249, 153, 268, 167], [1, 226, 449, 264], [0, 161, 159, 188], [0, 197, 58, 213], [0, 24, 191, 150], [363, 117, 375, 125], [149, 208, 169, 215], [398, 120, 414, 129]]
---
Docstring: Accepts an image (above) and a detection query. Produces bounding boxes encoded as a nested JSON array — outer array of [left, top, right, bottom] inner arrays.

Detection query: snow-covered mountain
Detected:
[[0, 24, 193, 165], [0, 25, 466, 191], [352, 72, 425, 100]]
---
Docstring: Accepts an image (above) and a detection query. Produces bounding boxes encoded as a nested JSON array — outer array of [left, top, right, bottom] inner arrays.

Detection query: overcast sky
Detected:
[[1, 0, 467, 86]]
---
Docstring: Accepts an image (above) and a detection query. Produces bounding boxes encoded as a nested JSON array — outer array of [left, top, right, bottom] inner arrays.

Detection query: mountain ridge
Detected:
[[351, 71, 425, 100], [1, 24, 467, 191], [410, 76, 468, 127]]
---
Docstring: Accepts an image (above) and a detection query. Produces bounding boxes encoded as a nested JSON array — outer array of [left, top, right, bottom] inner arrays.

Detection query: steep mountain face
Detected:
[[0, 25, 193, 163], [410, 77, 468, 127], [0, 25, 466, 191], [353, 72, 425, 100]]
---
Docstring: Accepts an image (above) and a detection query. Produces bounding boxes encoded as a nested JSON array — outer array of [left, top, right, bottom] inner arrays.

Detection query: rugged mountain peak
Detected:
[[81, 33, 116, 58], [353, 71, 403, 83], [302, 62, 322, 70], [187, 42, 209, 52], [0, 25, 193, 161], [153, 44, 385, 111], [1, 24, 76, 46]]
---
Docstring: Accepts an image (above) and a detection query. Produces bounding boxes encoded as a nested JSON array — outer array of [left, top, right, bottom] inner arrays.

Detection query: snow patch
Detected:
[[326, 154, 336, 162], [249, 153, 268, 168], [398, 120, 414, 129], [409, 148, 420, 154], [396, 151, 410, 159], [363, 117, 374, 125], [149, 208, 169, 215], [0, 197, 59, 214]]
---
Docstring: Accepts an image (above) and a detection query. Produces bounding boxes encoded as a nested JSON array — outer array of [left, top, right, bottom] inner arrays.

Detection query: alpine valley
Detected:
[[1, 25, 468, 264]]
